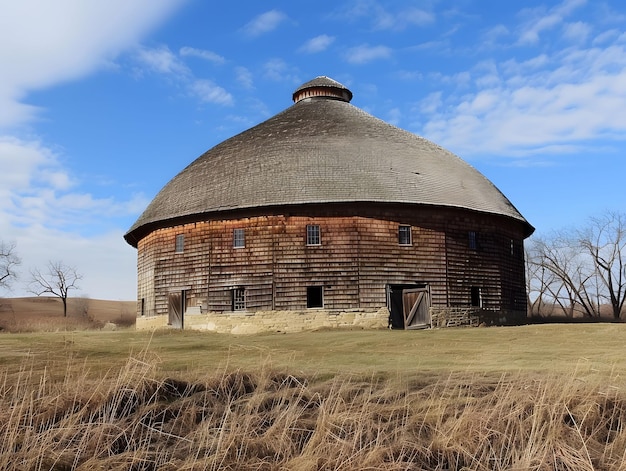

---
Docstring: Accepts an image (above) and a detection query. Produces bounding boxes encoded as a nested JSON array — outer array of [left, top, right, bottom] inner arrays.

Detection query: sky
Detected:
[[1, 0, 625, 300]]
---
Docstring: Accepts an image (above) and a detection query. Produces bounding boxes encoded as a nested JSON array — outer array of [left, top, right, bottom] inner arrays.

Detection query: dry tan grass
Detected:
[[0, 297, 135, 332], [0, 351, 625, 470], [2, 318, 626, 469]]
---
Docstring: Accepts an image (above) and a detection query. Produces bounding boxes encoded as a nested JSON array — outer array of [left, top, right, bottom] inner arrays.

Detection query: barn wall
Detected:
[[442, 211, 526, 312], [134, 204, 528, 323]]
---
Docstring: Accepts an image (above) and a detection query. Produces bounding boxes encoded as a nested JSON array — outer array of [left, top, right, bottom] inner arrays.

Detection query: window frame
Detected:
[[398, 225, 412, 246], [468, 231, 478, 250], [306, 224, 321, 246], [175, 234, 185, 253], [232, 287, 246, 311], [233, 228, 245, 248]]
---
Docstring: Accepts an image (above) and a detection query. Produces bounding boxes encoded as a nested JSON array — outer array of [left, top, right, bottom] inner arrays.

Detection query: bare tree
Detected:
[[525, 242, 551, 316], [526, 211, 626, 320], [28, 261, 82, 317], [528, 233, 599, 318], [0, 241, 20, 292], [577, 211, 626, 319]]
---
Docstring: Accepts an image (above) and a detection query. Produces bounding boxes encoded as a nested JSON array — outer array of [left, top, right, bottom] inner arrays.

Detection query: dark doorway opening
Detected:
[[387, 284, 430, 329], [307, 286, 323, 308], [471, 286, 482, 307]]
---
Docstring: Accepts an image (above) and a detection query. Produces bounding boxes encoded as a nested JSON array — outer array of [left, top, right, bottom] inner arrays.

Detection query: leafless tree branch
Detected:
[[28, 261, 82, 317], [0, 241, 21, 292]]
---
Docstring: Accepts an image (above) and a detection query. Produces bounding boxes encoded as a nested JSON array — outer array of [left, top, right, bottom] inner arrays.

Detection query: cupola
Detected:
[[292, 76, 353, 103]]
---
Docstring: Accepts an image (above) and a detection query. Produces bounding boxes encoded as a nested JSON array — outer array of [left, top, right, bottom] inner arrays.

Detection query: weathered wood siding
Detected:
[[135, 204, 528, 320]]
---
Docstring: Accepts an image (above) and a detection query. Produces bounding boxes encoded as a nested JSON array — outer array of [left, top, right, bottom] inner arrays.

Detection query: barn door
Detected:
[[168, 291, 185, 329], [402, 287, 430, 329], [387, 284, 430, 329]]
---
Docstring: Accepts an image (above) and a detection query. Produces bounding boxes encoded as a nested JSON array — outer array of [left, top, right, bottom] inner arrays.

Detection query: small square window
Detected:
[[306, 224, 321, 246], [232, 288, 245, 311], [233, 228, 245, 248], [468, 231, 478, 250], [398, 225, 412, 245], [175, 234, 184, 253], [307, 286, 323, 308]]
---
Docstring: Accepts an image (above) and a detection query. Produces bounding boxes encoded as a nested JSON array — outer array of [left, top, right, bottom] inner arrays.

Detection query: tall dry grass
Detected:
[[1, 353, 625, 470]]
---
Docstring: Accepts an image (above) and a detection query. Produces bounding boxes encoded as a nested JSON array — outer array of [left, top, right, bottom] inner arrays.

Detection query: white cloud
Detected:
[[0, 136, 147, 299], [0, 137, 53, 191], [394, 70, 423, 81], [134, 45, 234, 107], [336, 1, 433, 31], [482, 24, 510, 47], [241, 10, 288, 37], [190, 79, 233, 105], [419, 92, 443, 115], [593, 29, 621, 45], [562, 21, 591, 43], [0, 0, 185, 129], [299, 35, 335, 54], [180, 46, 225, 64], [421, 42, 626, 159], [517, 0, 586, 45], [0, 137, 146, 229], [262, 59, 300, 83], [235, 67, 254, 89], [0, 97, 41, 129], [377, 7, 433, 30], [135, 45, 190, 76], [345, 44, 392, 64]]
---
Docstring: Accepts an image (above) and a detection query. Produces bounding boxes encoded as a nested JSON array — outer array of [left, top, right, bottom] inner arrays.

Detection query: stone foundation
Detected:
[[136, 307, 390, 334], [136, 306, 527, 333], [430, 307, 482, 328], [430, 307, 528, 327]]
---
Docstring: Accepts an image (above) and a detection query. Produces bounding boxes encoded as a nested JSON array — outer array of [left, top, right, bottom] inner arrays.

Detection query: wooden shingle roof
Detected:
[[125, 77, 533, 247]]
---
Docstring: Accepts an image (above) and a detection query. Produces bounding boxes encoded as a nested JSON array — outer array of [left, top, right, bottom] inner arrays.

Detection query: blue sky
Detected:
[[2, 0, 625, 300]]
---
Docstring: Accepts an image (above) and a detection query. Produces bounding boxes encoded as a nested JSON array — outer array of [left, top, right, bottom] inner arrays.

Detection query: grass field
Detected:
[[1, 325, 626, 470], [0, 324, 624, 378], [0, 297, 135, 332]]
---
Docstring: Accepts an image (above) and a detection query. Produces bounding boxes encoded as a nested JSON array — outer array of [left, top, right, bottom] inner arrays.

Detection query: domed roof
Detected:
[[125, 76, 533, 246]]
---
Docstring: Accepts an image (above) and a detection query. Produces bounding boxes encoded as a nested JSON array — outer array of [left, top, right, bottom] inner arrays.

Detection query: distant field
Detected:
[[0, 296, 135, 331], [1, 323, 626, 469]]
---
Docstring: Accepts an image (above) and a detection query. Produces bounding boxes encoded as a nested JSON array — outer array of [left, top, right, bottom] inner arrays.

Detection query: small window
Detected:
[[233, 228, 245, 248], [470, 286, 482, 307], [511, 239, 522, 258], [398, 225, 412, 245], [232, 288, 245, 311], [307, 286, 323, 308], [468, 231, 478, 250], [175, 234, 185, 253], [306, 224, 321, 246]]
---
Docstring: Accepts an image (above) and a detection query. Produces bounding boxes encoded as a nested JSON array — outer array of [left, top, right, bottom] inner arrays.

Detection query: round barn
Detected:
[[124, 76, 534, 331]]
